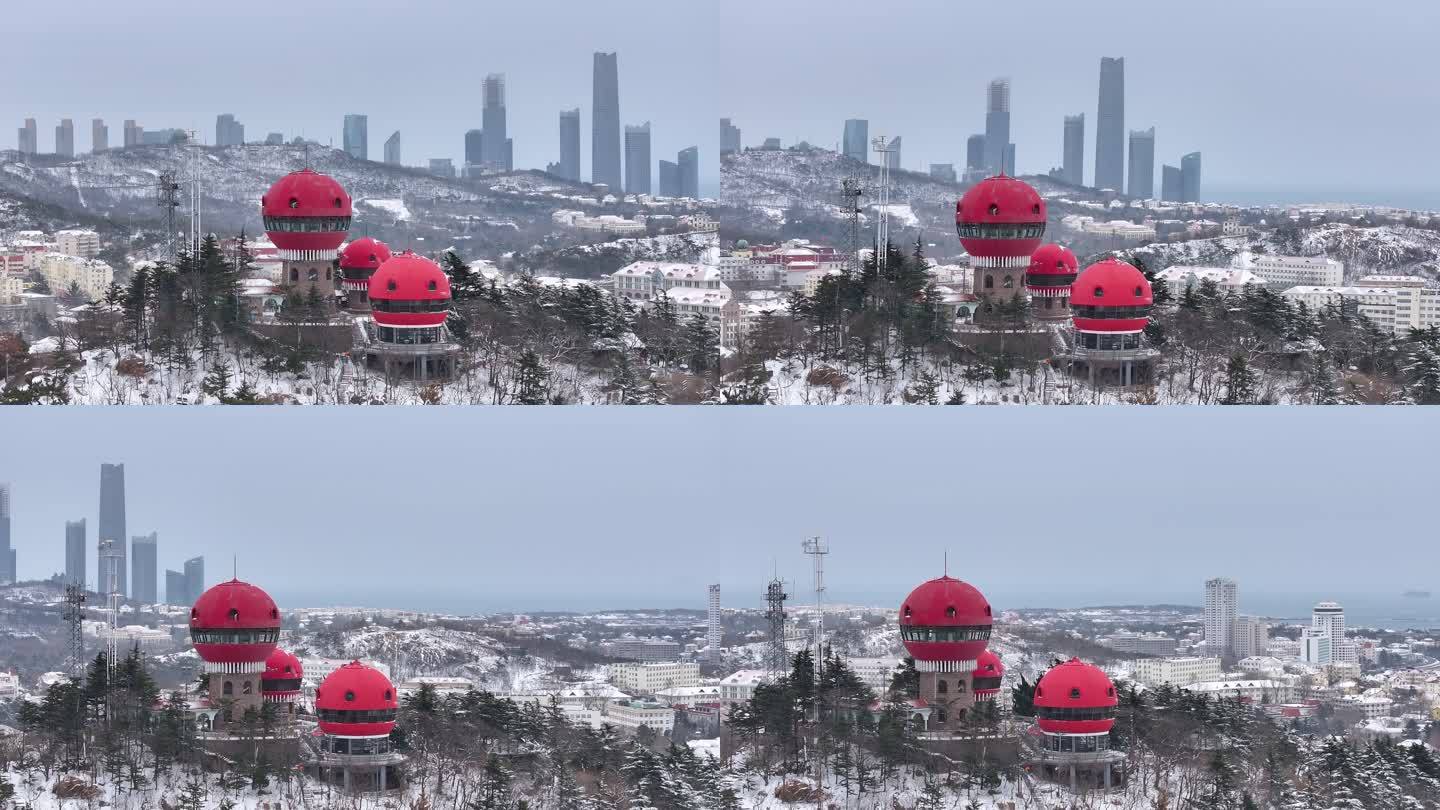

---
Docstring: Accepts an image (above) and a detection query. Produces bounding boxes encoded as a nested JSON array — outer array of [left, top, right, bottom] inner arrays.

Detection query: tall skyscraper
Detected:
[[658, 160, 680, 197], [1127, 127, 1155, 199], [184, 556, 205, 605], [1002, 143, 1015, 176], [18, 119, 37, 155], [122, 120, 141, 148], [983, 79, 1010, 176], [165, 569, 186, 605], [720, 118, 741, 157], [1204, 577, 1238, 655], [343, 114, 368, 161], [0, 483, 12, 585], [1181, 152, 1202, 203], [1232, 616, 1269, 659], [131, 532, 157, 604], [624, 122, 652, 194], [965, 134, 985, 172], [558, 109, 581, 182], [215, 113, 244, 147], [482, 74, 510, 171], [1312, 601, 1345, 642], [706, 584, 722, 661], [842, 119, 869, 163], [91, 118, 108, 152], [65, 519, 86, 589], [1160, 164, 1182, 202], [464, 128, 485, 173], [1094, 57, 1125, 191], [677, 146, 699, 199], [383, 130, 401, 166], [1062, 114, 1085, 185], [591, 52, 622, 188], [98, 463, 126, 597], [55, 119, 75, 158]]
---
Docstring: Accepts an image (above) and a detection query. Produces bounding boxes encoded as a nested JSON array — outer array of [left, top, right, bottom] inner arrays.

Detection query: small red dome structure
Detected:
[[260, 168, 353, 258], [1034, 658, 1118, 736], [971, 649, 1005, 700], [340, 237, 392, 272], [261, 648, 303, 702], [898, 575, 993, 671], [189, 579, 281, 673], [1070, 259, 1153, 334], [316, 661, 399, 738], [367, 252, 452, 329], [955, 175, 1047, 260], [1024, 244, 1079, 294]]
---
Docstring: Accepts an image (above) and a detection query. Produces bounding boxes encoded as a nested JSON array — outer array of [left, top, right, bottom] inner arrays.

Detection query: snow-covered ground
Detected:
[[360, 197, 411, 221]]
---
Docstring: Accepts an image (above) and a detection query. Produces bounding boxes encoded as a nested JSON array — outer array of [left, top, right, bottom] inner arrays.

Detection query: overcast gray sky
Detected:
[[717, 0, 1440, 202], [2, 0, 719, 191], [3, 408, 1434, 619]]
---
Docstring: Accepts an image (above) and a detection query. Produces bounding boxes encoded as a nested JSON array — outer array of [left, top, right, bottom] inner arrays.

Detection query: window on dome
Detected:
[[945, 606, 956, 618], [334, 197, 343, 208], [988, 204, 999, 216], [345, 690, 356, 702], [428, 280, 437, 292], [1032, 204, 1041, 214], [903, 606, 912, 618], [1107, 687, 1115, 697], [1093, 286, 1104, 298], [387, 280, 397, 292], [288, 197, 299, 209], [385, 689, 392, 701], [1134, 286, 1143, 297], [1069, 687, 1082, 699], [228, 608, 239, 620]]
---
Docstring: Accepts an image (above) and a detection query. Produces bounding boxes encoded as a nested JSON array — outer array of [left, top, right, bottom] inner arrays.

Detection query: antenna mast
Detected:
[[871, 136, 896, 271], [186, 130, 202, 257], [764, 576, 788, 677], [840, 178, 866, 277], [155, 171, 181, 260], [63, 584, 86, 679]]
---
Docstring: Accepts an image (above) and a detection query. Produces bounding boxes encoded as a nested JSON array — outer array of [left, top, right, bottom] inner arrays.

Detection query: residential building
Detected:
[[718, 670, 769, 705], [1281, 284, 1440, 334], [215, 113, 244, 147], [654, 685, 721, 708], [605, 636, 683, 662], [165, 569, 187, 605], [1161, 165, 1182, 202], [706, 584, 722, 660], [343, 114, 368, 161], [0, 484, 11, 585], [122, 120, 141, 148], [481, 73, 510, 171], [592, 52, 622, 188], [464, 128, 484, 176], [55, 119, 75, 158], [38, 254, 112, 301], [131, 532, 157, 604], [65, 519, 85, 589], [603, 699, 675, 733], [677, 146, 699, 199], [1300, 628, 1332, 666], [91, 118, 108, 152], [1094, 57, 1125, 191], [983, 79, 1010, 176], [1204, 577, 1238, 655], [1186, 679, 1299, 704], [18, 119, 37, 155], [383, 131, 401, 166], [608, 662, 700, 695], [624, 122, 651, 194], [1155, 266, 1267, 298], [558, 109, 581, 182], [842, 119, 868, 163], [1127, 127, 1155, 198], [1062, 114, 1084, 185], [1232, 616, 1270, 659], [658, 161, 680, 197], [965, 134, 985, 173], [1236, 253, 1343, 288], [183, 556, 203, 605], [56, 229, 100, 258], [720, 118, 741, 157], [1181, 151, 1202, 202], [847, 657, 901, 692], [1131, 656, 1223, 687], [1104, 632, 1178, 657]]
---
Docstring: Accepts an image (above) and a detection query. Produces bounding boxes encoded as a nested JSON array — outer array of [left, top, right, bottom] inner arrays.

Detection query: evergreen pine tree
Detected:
[[1222, 353, 1258, 404], [201, 363, 233, 401], [513, 349, 550, 404]]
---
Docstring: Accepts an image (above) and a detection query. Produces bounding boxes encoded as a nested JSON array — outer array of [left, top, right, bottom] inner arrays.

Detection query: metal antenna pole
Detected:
[[63, 584, 86, 678], [871, 136, 898, 272], [764, 576, 788, 678]]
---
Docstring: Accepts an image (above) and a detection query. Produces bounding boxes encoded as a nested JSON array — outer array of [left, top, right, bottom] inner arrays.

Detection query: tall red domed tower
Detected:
[[899, 573, 993, 733], [261, 168, 353, 314], [189, 579, 281, 727], [956, 175, 1046, 313], [1024, 243, 1078, 322], [313, 661, 404, 792], [1065, 258, 1157, 387], [362, 251, 458, 382], [339, 237, 392, 313], [1030, 658, 1123, 790], [261, 648, 303, 720]]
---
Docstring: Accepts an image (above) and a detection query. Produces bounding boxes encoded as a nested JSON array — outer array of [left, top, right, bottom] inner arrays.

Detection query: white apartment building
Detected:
[[1300, 629, 1332, 666], [1282, 284, 1440, 334], [603, 699, 676, 733], [1236, 252, 1342, 288], [55, 229, 101, 258], [300, 657, 391, 684], [1358, 274, 1427, 288], [1337, 694, 1393, 720], [654, 685, 721, 708], [1105, 632, 1179, 657], [0, 671, 19, 699], [1131, 656, 1223, 687], [612, 261, 727, 302], [718, 669, 769, 705], [1313, 601, 1346, 646], [1232, 616, 1270, 659], [1156, 266, 1267, 298], [397, 676, 474, 696], [1236, 656, 1287, 678], [608, 662, 700, 695], [847, 657, 901, 692], [1205, 578, 1238, 655], [0, 273, 22, 304], [1186, 679, 1298, 704], [38, 253, 113, 301]]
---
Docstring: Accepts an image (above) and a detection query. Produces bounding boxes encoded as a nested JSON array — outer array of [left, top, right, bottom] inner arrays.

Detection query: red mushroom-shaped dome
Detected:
[[315, 661, 398, 738], [367, 252, 452, 328], [261, 648, 303, 700], [972, 649, 1006, 699], [339, 237, 392, 271], [189, 579, 281, 672], [955, 175, 1047, 259], [1024, 243, 1079, 294], [1070, 258, 1153, 333], [1033, 658, 1118, 735], [260, 169, 353, 255], [898, 575, 993, 671]]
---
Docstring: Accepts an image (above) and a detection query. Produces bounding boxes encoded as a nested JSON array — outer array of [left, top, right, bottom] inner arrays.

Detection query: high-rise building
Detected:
[[266, 132, 284, 146], [624, 122, 652, 195], [482, 74, 510, 171], [184, 556, 204, 605], [464, 128, 484, 174], [99, 463, 126, 596], [558, 109, 581, 182], [91, 118, 108, 152], [1203, 577, 1238, 655], [929, 164, 957, 183], [55, 119, 75, 158], [720, 118, 741, 157], [1300, 628, 1332, 666], [1062, 114, 1085, 186], [1002, 143, 1015, 176], [383, 131, 401, 165], [0, 484, 11, 585], [843, 119, 869, 163], [706, 584, 722, 660], [1127, 127, 1155, 199], [1232, 616, 1269, 659], [658, 160, 680, 197], [591, 52, 621, 188], [165, 569, 186, 605], [131, 532, 157, 604], [343, 114, 368, 161], [1181, 152, 1202, 203], [18, 119, 37, 155], [1094, 57, 1125, 191], [1160, 164, 1182, 202], [65, 519, 86, 589], [215, 113, 244, 147], [677, 146, 699, 199], [983, 79, 1010, 176], [123, 120, 142, 148], [965, 134, 985, 172], [1312, 601, 1345, 643]]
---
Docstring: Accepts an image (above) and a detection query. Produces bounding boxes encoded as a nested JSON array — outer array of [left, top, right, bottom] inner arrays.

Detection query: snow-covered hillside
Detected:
[[1124, 223, 1440, 282]]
